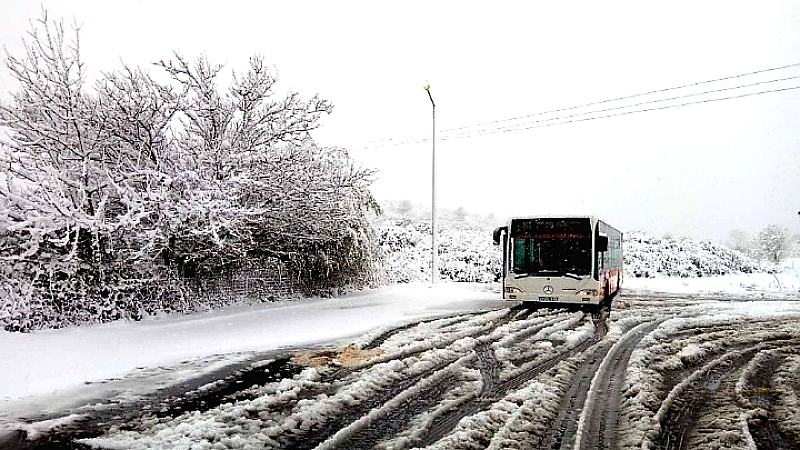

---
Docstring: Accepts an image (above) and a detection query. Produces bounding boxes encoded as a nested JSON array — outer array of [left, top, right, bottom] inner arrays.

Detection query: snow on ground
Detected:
[[0, 283, 505, 422], [74, 295, 800, 450], [625, 257, 800, 296], [616, 298, 800, 450], [1, 262, 799, 447]]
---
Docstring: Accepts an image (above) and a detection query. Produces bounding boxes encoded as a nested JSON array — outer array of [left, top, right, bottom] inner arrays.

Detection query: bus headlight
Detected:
[[505, 287, 523, 294], [576, 289, 599, 296]]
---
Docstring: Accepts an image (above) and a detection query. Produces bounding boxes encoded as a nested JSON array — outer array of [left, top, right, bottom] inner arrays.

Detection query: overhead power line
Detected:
[[355, 83, 800, 148], [440, 85, 800, 141], [440, 61, 800, 135], [443, 77, 800, 140], [353, 62, 800, 150]]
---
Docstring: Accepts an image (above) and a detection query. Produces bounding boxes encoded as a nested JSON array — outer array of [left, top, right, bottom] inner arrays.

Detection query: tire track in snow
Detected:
[[500, 313, 608, 394], [282, 309, 520, 415], [653, 343, 787, 450], [311, 357, 471, 450], [361, 313, 480, 350], [8, 353, 296, 449], [573, 319, 664, 450], [419, 311, 612, 448], [615, 311, 800, 450], [414, 342, 502, 448], [537, 318, 647, 450], [274, 308, 531, 450], [319, 309, 586, 449], [277, 357, 461, 450]]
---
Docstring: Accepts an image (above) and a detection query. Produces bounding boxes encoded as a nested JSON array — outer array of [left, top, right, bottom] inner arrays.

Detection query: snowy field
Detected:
[[1, 265, 799, 449]]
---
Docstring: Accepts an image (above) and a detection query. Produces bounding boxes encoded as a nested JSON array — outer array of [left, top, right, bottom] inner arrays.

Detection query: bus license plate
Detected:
[[538, 296, 558, 302]]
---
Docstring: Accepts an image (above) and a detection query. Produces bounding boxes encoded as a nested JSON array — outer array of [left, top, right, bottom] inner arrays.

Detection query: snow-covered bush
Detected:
[[0, 13, 377, 331], [375, 215, 763, 283], [623, 231, 760, 278], [373, 205, 501, 283]]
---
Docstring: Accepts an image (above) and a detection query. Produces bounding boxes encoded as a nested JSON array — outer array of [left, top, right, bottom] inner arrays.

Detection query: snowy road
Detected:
[[6, 290, 800, 450]]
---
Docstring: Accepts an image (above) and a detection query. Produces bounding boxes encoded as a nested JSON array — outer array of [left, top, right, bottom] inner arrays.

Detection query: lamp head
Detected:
[[423, 80, 430, 91]]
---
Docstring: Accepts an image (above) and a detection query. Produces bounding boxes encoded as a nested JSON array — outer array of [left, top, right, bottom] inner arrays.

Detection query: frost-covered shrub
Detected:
[[373, 212, 500, 283], [624, 231, 760, 278], [376, 219, 763, 283], [0, 13, 377, 331]]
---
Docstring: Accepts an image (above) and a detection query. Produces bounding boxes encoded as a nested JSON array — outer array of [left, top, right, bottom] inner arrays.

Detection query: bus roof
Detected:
[[507, 215, 602, 222]]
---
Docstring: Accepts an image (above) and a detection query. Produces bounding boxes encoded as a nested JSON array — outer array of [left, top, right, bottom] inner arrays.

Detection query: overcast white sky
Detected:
[[1, 1, 799, 242]]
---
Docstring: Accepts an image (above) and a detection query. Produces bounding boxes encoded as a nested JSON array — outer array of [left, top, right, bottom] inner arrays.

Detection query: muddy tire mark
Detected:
[[740, 351, 800, 450]]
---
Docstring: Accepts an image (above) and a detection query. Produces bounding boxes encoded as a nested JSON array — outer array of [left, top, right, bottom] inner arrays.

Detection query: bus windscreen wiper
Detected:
[[538, 270, 582, 280]]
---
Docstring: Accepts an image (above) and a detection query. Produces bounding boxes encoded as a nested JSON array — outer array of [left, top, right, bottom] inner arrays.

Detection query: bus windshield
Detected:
[[510, 218, 592, 277]]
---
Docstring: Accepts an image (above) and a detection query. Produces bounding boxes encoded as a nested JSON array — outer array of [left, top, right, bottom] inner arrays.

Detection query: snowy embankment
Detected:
[[623, 231, 761, 278]]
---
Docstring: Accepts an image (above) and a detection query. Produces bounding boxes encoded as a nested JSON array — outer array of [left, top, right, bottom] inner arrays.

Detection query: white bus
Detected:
[[492, 216, 622, 310]]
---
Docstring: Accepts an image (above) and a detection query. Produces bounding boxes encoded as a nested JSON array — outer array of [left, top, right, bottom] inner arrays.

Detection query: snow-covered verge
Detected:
[[626, 257, 800, 295]]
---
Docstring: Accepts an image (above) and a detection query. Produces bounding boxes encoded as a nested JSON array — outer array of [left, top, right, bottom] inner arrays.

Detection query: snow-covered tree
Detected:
[[0, 11, 377, 331], [0, 12, 156, 329], [757, 224, 792, 263]]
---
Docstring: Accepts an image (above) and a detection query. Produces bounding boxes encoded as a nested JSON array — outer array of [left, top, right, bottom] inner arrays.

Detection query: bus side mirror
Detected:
[[597, 235, 608, 252], [492, 226, 507, 245]]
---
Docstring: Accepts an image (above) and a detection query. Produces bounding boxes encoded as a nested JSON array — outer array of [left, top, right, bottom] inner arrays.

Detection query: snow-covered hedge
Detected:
[[374, 216, 501, 283], [0, 15, 377, 332], [375, 217, 764, 283], [623, 231, 760, 278]]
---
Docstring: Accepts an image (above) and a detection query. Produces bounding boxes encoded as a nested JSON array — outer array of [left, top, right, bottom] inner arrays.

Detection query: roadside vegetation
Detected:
[[0, 12, 377, 331]]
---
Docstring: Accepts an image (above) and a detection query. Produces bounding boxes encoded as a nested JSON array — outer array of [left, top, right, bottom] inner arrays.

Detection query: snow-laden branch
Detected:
[[0, 9, 378, 331]]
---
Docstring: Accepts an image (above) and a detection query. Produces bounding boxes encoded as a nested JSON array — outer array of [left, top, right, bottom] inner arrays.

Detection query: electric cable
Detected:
[[351, 62, 800, 150]]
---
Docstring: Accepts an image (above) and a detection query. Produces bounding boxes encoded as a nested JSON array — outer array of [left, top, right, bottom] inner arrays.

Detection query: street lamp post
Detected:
[[423, 80, 437, 285]]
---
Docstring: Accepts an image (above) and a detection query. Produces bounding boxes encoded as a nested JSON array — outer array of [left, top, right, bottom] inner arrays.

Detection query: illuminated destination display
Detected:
[[510, 218, 590, 239]]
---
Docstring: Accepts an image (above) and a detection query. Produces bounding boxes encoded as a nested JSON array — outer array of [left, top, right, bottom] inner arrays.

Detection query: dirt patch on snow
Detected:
[[292, 343, 384, 368]]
